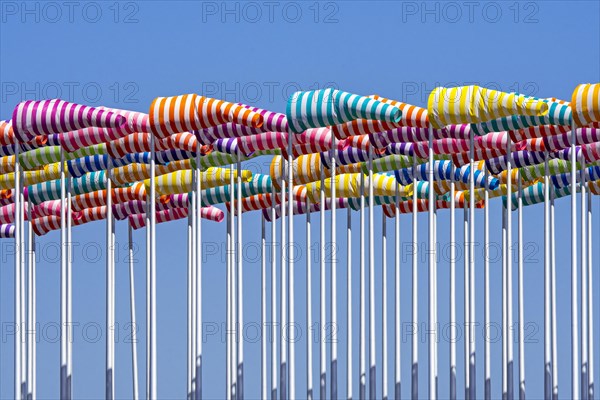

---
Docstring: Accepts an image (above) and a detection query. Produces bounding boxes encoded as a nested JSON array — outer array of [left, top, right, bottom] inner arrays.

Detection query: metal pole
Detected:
[[411, 153, 418, 400], [464, 199, 470, 400], [237, 152, 244, 400], [484, 166, 490, 400], [468, 123, 475, 400], [262, 214, 268, 400], [429, 126, 437, 400], [359, 169, 366, 400], [66, 163, 73, 400], [502, 185, 508, 400], [14, 142, 22, 400], [550, 184, 558, 400], [517, 172, 525, 400], [507, 141, 514, 400], [195, 151, 203, 400], [27, 194, 36, 400], [347, 206, 353, 400], [60, 147, 69, 400], [581, 158, 588, 400], [394, 184, 401, 400], [129, 224, 139, 400], [288, 135, 295, 400], [450, 163, 457, 400], [306, 200, 313, 400], [320, 165, 327, 400], [571, 121, 579, 400], [331, 138, 338, 400], [586, 190, 594, 400], [368, 148, 376, 400], [149, 132, 157, 399], [106, 156, 115, 400], [280, 158, 287, 400], [230, 164, 237, 400], [544, 157, 552, 400], [382, 213, 388, 400], [187, 176, 193, 398], [226, 209, 232, 400], [271, 185, 278, 400]]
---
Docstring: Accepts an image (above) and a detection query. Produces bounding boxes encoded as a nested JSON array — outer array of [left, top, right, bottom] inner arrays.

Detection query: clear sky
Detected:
[[0, 1, 599, 399]]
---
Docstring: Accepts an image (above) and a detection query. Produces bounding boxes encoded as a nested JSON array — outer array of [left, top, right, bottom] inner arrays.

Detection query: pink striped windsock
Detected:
[[12, 99, 127, 142]]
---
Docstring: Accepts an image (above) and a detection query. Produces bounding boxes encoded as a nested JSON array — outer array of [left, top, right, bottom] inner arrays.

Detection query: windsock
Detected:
[[428, 86, 549, 129], [33, 200, 81, 219], [73, 206, 107, 226], [551, 166, 600, 188], [12, 99, 128, 142], [571, 83, 600, 126], [26, 171, 107, 204], [509, 124, 570, 142], [369, 126, 447, 149], [31, 216, 61, 236], [144, 167, 252, 196], [149, 94, 263, 139], [286, 88, 402, 133], [485, 150, 547, 174], [0, 223, 15, 238], [470, 97, 571, 135]]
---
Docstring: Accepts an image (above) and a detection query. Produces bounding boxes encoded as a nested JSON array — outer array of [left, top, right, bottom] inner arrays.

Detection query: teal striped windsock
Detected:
[[471, 98, 572, 135], [286, 88, 402, 133], [26, 171, 107, 204], [503, 181, 573, 210], [199, 174, 272, 206]]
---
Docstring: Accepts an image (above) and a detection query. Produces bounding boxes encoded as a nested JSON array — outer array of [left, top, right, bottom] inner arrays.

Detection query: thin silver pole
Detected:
[[464, 199, 470, 400], [450, 163, 457, 400], [288, 134, 295, 400], [195, 151, 203, 400], [187, 175, 195, 399], [145, 167, 151, 400], [507, 140, 514, 400], [581, 157, 588, 400], [262, 214, 268, 400], [382, 213, 388, 400], [347, 206, 353, 400], [27, 200, 36, 400], [191, 162, 197, 399], [14, 142, 22, 400], [226, 209, 232, 400], [359, 169, 366, 400], [586, 190, 594, 400], [368, 148, 376, 400], [320, 165, 327, 400], [60, 147, 69, 400], [571, 121, 580, 400], [106, 156, 115, 400], [149, 132, 157, 399], [230, 163, 237, 400], [237, 152, 244, 400], [411, 153, 418, 400], [468, 124, 475, 400], [66, 164, 73, 400], [306, 200, 313, 400], [517, 172, 525, 400], [280, 158, 287, 400], [484, 166, 491, 400], [394, 184, 401, 400], [331, 137, 338, 400], [129, 224, 139, 400], [545, 157, 552, 400], [428, 125, 438, 400], [502, 187, 508, 400], [271, 185, 278, 400], [550, 185, 558, 400]]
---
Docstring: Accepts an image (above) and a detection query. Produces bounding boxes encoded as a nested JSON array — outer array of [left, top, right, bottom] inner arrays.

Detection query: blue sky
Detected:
[[0, 1, 599, 398]]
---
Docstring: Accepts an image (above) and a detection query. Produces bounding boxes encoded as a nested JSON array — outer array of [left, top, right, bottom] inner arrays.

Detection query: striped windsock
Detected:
[[451, 148, 507, 166], [0, 202, 33, 224], [113, 201, 147, 220], [286, 88, 402, 133], [509, 124, 570, 142], [149, 94, 263, 139], [571, 83, 600, 126], [31, 216, 61, 236], [582, 142, 600, 163], [26, 171, 107, 204], [485, 150, 547, 175], [470, 97, 572, 135], [12, 99, 128, 142], [0, 156, 15, 174], [73, 206, 107, 226], [361, 154, 413, 173], [543, 127, 600, 152], [0, 120, 46, 147], [551, 166, 600, 188], [319, 147, 373, 168], [385, 142, 429, 159], [369, 126, 447, 149], [428, 86, 549, 129], [33, 200, 81, 219], [0, 223, 15, 238]]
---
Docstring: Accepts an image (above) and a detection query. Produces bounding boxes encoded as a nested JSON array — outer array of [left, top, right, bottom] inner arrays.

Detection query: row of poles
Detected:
[[8, 123, 596, 399]]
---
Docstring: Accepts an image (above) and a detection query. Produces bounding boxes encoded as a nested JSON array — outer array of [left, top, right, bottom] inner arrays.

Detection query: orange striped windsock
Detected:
[[149, 94, 263, 139], [73, 206, 107, 226], [31, 215, 61, 236], [571, 83, 600, 126], [427, 86, 549, 129]]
